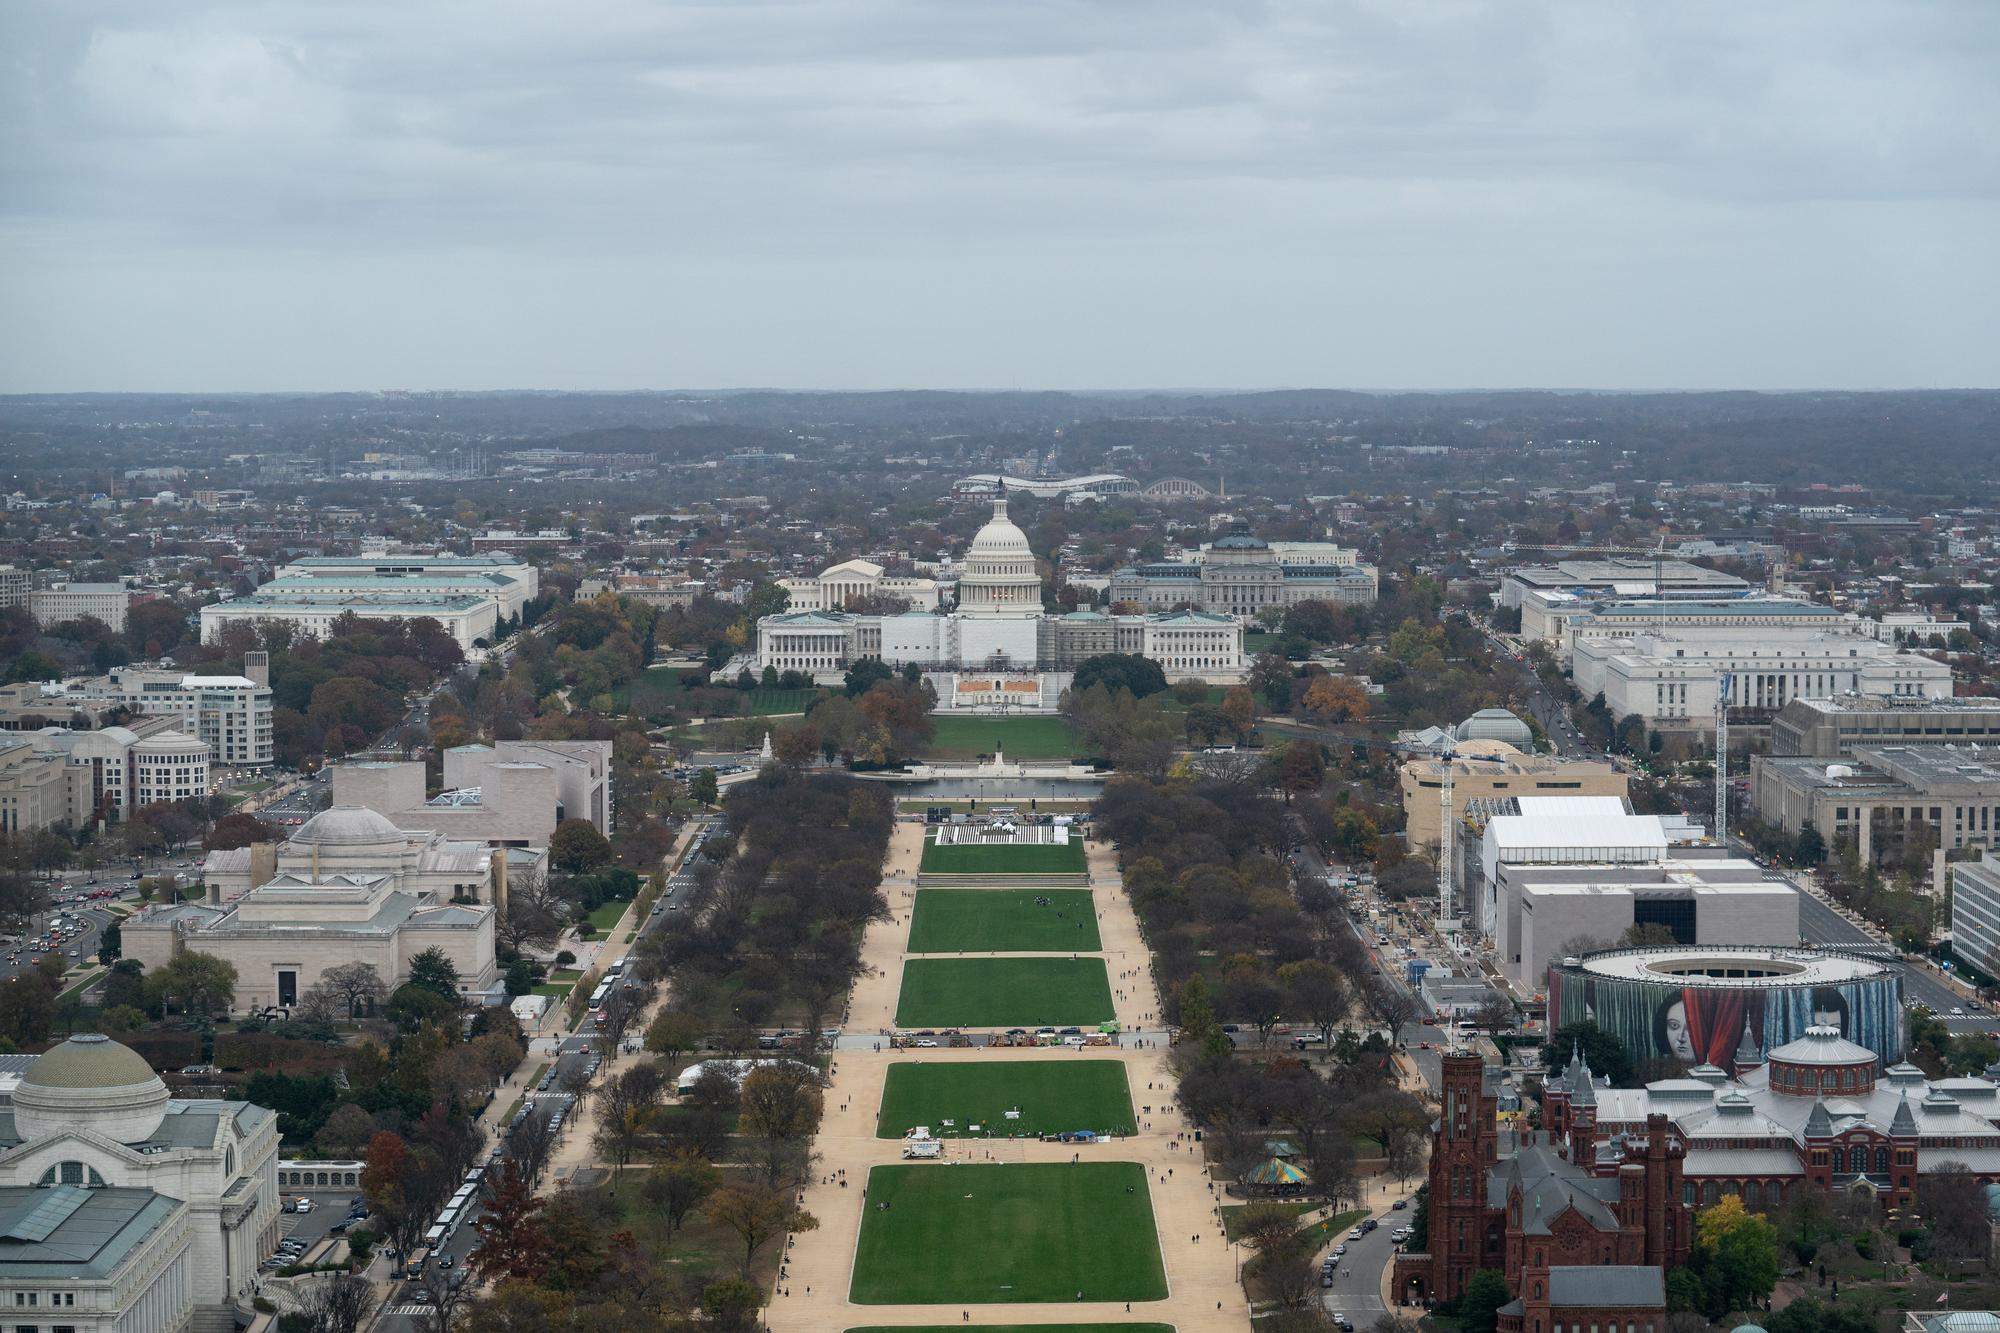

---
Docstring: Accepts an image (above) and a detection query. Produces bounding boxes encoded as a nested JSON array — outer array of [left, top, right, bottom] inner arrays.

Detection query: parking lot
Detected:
[[267, 1190, 371, 1269]]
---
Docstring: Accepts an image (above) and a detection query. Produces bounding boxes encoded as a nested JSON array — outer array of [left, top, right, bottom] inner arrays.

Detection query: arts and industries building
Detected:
[[1401, 1022, 2000, 1326], [199, 551, 538, 652], [1570, 629, 1952, 728], [0, 1032, 282, 1332], [1108, 535, 1378, 618], [753, 499, 1247, 697], [131, 806, 502, 1011]]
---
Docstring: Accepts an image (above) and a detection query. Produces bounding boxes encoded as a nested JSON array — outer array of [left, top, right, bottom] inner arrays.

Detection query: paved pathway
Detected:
[[767, 822, 1249, 1332]]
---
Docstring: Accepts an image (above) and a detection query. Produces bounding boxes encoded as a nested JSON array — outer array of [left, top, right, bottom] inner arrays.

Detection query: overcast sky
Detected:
[[3, 1, 1997, 393]]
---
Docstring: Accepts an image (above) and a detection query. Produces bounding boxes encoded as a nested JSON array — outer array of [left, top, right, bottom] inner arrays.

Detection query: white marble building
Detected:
[[0, 1033, 282, 1333], [755, 499, 1245, 690]]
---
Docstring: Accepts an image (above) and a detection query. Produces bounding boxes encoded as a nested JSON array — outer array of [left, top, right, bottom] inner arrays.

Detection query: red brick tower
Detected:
[[1427, 1052, 1499, 1304]]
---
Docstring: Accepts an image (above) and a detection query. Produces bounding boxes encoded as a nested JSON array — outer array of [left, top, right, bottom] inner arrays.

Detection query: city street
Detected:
[[1319, 1208, 1410, 1331], [375, 815, 718, 1331]]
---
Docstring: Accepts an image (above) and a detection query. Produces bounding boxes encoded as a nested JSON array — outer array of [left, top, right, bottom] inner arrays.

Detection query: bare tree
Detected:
[[1366, 981, 1418, 1047], [738, 1061, 825, 1185], [294, 981, 342, 1025], [414, 1265, 474, 1333], [496, 863, 567, 953], [508, 1105, 557, 1184], [1919, 1160, 1991, 1272], [597, 987, 641, 1055], [291, 1272, 373, 1333], [320, 961, 388, 1020], [594, 1062, 667, 1184]]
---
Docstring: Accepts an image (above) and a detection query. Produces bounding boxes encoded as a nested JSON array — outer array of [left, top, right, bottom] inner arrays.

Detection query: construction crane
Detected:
[[1435, 745, 1461, 936], [1714, 671, 1734, 844]]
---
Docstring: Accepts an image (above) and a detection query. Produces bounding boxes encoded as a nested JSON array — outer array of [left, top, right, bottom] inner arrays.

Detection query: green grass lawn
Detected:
[[585, 896, 635, 931], [1299, 1207, 1370, 1247], [850, 1162, 1166, 1304], [907, 889, 1100, 952], [876, 1060, 1135, 1138], [919, 837, 1087, 876], [895, 957, 1114, 1028], [923, 714, 1082, 760], [748, 687, 819, 715]]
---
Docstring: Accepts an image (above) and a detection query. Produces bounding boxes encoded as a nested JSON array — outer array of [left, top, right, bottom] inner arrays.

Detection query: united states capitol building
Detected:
[[753, 499, 1246, 706]]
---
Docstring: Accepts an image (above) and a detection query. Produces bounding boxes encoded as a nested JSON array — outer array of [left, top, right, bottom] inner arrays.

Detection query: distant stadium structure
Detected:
[[1548, 947, 1904, 1071], [1139, 477, 1215, 500], [951, 473, 1136, 500]]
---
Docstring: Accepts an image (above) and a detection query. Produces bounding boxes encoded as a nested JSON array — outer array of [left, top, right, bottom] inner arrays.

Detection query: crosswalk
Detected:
[[387, 1303, 434, 1316]]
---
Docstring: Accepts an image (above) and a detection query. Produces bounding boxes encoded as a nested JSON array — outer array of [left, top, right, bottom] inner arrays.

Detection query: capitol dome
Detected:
[[967, 500, 1032, 560], [13, 1034, 170, 1145], [293, 806, 404, 848], [956, 498, 1043, 613]]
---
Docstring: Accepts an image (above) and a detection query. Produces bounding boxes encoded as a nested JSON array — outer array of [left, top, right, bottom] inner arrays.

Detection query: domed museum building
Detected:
[[0, 1033, 280, 1332]]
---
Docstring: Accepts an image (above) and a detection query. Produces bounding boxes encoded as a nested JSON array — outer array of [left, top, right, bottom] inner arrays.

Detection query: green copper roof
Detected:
[[21, 1034, 159, 1090]]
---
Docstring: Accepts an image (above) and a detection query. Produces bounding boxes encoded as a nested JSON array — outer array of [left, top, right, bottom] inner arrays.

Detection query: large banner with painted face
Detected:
[[1547, 958, 1904, 1072]]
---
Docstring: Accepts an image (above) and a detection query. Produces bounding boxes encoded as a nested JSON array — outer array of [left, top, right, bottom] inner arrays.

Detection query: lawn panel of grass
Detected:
[[895, 957, 1114, 1028], [850, 1162, 1166, 1304], [919, 839, 1087, 876], [907, 889, 1100, 953], [923, 715, 1082, 760], [585, 896, 635, 931], [876, 1060, 1135, 1138]]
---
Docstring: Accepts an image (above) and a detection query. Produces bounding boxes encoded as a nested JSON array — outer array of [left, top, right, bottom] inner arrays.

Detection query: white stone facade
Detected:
[[778, 559, 940, 612], [755, 499, 1246, 684], [71, 668, 276, 768], [200, 593, 498, 652], [1572, 631, 1953, 726], [0, 1033, 282, 1329]]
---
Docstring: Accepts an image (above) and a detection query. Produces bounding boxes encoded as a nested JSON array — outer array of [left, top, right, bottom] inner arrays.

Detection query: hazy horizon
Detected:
[[5, 1, 1997, 394]]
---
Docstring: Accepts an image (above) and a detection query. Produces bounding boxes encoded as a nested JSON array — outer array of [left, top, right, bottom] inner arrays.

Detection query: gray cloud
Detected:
[[2, 0, 1997, 390]]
